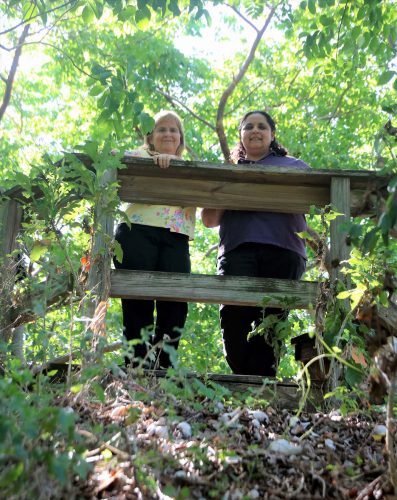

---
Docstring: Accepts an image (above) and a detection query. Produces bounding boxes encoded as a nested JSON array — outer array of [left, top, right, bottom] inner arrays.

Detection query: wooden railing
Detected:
[[0, 157, 392, 351], [112, 157, 389, 298]]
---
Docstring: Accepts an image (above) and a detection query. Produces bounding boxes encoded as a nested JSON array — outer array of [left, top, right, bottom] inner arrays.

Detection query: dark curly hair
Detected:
[[230, 110, 288, 163]]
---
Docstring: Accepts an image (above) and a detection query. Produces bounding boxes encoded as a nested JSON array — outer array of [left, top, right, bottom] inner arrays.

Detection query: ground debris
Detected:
[[66, 373, 394, 499]]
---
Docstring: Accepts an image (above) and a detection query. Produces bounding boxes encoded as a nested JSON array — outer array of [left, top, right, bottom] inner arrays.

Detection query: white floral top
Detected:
[[124, 148, 196, 240]]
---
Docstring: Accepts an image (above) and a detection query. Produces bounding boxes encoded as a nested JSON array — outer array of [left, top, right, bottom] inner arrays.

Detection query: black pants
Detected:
[[218, 243, 306, 376], [114, 223, 190, 368]]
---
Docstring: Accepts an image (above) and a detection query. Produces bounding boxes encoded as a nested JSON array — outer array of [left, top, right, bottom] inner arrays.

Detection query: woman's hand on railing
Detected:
[[153, 154, 178, 169]]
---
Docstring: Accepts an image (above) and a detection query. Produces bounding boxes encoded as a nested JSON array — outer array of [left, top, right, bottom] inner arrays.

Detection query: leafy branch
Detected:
[[0, 0, 76, 36], [216, 4, 277, 160], [156, 87, 216, 131], [0, 24, 30, 122]]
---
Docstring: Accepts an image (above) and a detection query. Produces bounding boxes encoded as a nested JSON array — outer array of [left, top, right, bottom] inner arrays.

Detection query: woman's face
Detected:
[[149, 117, 181, 155], [240, 113, 275, 160]]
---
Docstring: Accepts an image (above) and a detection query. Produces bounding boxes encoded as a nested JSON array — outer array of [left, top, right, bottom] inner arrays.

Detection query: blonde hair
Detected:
[[143, 110, 185, 157]]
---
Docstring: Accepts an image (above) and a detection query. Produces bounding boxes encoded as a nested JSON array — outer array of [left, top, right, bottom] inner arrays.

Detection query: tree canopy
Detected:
[[0, 0, 397, 496]]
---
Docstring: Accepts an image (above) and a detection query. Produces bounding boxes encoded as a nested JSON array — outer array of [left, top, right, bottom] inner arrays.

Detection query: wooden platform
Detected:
[[2, 156, 393, 384]]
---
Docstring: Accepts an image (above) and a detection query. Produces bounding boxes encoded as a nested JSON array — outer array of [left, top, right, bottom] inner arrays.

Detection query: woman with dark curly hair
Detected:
[[202, 110, 310, 376]]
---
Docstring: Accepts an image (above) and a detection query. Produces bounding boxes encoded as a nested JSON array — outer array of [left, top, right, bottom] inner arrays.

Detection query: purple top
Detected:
[[219, 153, 310, 259]]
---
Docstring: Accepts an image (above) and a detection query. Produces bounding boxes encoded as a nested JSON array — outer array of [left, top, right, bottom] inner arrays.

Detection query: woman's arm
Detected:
[[201, 208, 225, 228]]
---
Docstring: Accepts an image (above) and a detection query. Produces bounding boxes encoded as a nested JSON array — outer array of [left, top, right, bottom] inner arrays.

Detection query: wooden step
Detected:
[[110, 270, 319, 308], [143, 370, 324, 410]]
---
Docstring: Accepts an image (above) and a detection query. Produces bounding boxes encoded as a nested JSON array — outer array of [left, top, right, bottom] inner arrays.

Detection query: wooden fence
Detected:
[[0, 156, 392, 372]]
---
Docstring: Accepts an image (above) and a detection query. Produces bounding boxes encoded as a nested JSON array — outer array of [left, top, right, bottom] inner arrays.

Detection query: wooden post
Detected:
[[0, 199, 23, 346], [328, 177, 351, 393], [330, 177, 351, 286], [84, 168, 117, 356]]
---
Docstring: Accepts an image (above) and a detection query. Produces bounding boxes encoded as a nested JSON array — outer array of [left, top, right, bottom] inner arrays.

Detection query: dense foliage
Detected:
[[1, 0, 396, 496]]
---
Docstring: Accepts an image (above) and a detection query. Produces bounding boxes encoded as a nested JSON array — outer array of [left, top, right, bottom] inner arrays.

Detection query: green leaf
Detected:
[[71, 384, 83, 393], [102, 448, 113, 460], [345, 363, 364, 388], [118, 5, 136, 22], [82, 5, 95, 23], [139, 112, 155, 134], [89, 83, 105, 97], [23, 1, 38, 21], [378, 70, 395, 85], [0, 462, 24, 487], [389, 175, 397, 191], [98, 108, 114, 121], [362, 227, 379, 253], [94, 0, 104, 19], [133, 102, 144, 116], [296, 231, 313, 240], [30, 244, 47, 262], [308, 0, 316, 15], [350, 288, 366, 310], [319, 15, 332, 26], [58, 408, 76, 433], [193, 378, 215, 399], [114, 239, 124, 263], [168, 0, 181, 16], [113, 114, 123, 139], [378, 212, 392, 234], [356, 6, 367, 21], [379, 290, 389, 307], [49, 454, 69, 484], [92, 382, 106, 403], [135, 5, 151, 23]]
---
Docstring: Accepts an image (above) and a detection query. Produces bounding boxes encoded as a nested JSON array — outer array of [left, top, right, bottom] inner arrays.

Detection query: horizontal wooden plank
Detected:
[[122, 157, 390, 189], [144, 370, 323, 410], [62, 153, 389, 188], [35, 364, 323, 409], [117, 157, 390, 213], [120, 157, 389, 189], [110, 270, 319, 308], [118, 175, 330, 213], [4, 156, 390, 216]]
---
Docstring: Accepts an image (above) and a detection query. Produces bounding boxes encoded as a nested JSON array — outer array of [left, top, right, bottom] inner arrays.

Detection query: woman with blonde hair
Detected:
[[114, 110, 195, 368]]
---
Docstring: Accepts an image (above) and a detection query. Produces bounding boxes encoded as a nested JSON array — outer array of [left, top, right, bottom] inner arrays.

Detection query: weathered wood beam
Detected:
[[0, 198, 22, 257], [118, 175, 330, 213], [4, 157, 392, 219], [330, 177, 351, 284], [0, 198, 23, 346], [110, 270, 319, 308], [84, 168, 117, 354], [119, 157, 390, 188], [144, 370, 323, 410], [378, 302, 397, 336], [116, 158, 388, 214]]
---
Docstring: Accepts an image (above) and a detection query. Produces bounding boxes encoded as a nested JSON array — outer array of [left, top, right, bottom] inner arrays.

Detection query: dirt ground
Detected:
[[64, 372, 396, 499]]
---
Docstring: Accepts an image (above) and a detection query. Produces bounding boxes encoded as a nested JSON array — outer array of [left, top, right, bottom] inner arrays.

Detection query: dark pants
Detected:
[[218, 243, 306, 376], [114, 223, 190, 368]]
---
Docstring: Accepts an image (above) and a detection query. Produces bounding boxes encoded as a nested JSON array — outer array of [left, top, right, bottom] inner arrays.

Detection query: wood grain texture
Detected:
[[110, 270, 319, 308], [0, 199, 22, 256], [330, 177, 351, 283]]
